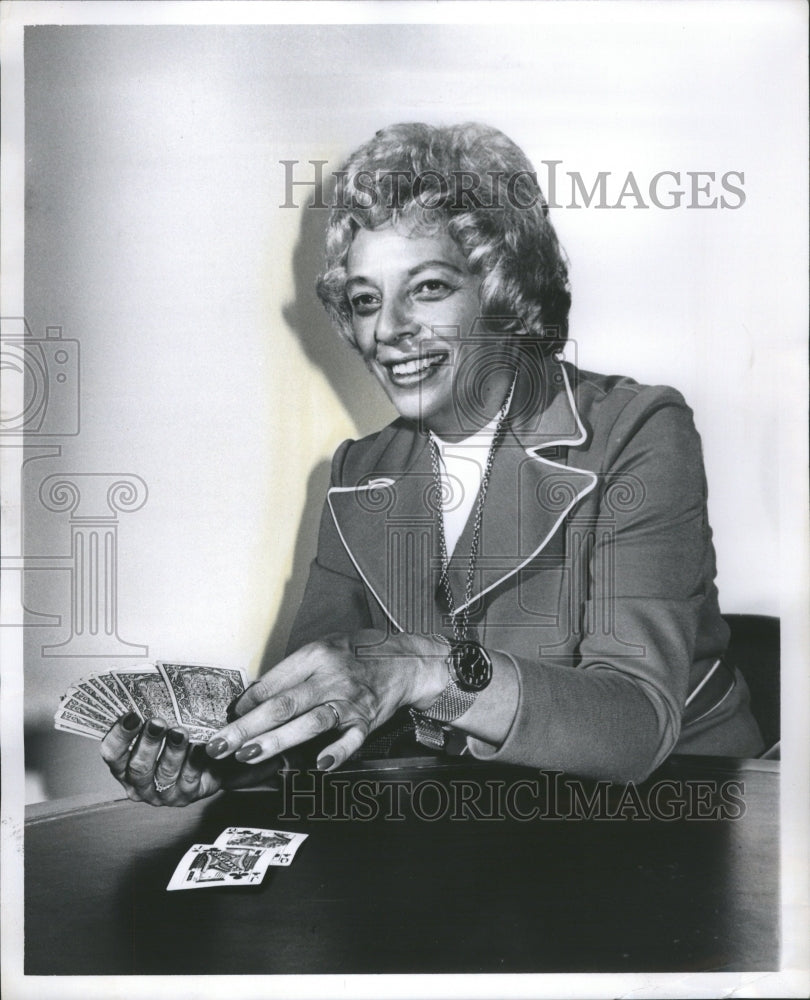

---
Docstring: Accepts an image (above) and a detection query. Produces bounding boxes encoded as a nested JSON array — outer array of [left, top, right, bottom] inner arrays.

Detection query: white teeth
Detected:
[[390, 356, 443, 376]]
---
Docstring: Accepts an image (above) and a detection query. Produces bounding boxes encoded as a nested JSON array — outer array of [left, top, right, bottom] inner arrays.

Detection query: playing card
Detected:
[[61, 686, 117, 723], [58, 692, 117, 729], [157, 662, 248, 741], [54, 660, 250, 745], [167, 843, 273, 890], [72, 678, 121, 719], [54, 707, 109, 739], [111, 667, 177, 724], [212, 827, 308, 866], [86, 673, 130, 716], [53, 720, 104, 741]]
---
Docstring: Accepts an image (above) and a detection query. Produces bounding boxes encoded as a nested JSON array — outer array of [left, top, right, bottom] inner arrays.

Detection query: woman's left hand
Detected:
[[205, 630, 446, 771]]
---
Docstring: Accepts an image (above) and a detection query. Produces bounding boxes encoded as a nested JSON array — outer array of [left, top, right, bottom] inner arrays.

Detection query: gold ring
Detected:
[[323, 702, 341, 730], [154, 775, 177, 793]]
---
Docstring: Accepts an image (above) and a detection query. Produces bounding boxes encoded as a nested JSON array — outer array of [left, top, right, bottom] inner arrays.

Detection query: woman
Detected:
[[101, 122, 763, 805]]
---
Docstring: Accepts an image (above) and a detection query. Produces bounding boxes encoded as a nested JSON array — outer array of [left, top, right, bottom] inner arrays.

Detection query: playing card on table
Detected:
[[157, 662, 248, 741], [213, 827, 308, 866], [167, 843, 273, 890], [111, 667, 177, 724]]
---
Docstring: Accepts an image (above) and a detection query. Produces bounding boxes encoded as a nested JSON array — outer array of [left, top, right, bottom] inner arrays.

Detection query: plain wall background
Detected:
[[18, 13, 806, 799]]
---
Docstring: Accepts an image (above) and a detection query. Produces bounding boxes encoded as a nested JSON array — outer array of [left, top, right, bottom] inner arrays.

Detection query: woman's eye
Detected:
[[412, 279, 452, 298], [350, 293, 379, 315]]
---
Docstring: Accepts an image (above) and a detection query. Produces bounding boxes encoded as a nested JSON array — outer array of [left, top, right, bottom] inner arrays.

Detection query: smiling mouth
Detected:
[[382, 352, 449, 386]]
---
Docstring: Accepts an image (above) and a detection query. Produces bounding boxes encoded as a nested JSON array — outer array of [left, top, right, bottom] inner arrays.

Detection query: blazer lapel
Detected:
[[327, 359, 597, 629], [447, 359, 598, 617], [327, 432, 440, 633]]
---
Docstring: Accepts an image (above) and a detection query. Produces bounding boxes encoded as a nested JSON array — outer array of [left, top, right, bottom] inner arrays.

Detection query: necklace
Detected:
[[429, 384, 514, 640]]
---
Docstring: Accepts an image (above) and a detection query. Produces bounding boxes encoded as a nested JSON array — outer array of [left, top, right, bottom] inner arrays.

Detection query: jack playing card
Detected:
[[213, 827, 308, 866], [167, 843, 274, 890]]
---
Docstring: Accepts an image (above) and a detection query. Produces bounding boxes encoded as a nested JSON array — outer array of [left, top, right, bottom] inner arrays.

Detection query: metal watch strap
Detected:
[[410, 685, 479, 748], [410, 635, 479, 749]]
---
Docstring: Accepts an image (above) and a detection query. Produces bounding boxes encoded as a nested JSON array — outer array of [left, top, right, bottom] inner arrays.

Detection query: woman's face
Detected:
[[345, 224, 517, 437]]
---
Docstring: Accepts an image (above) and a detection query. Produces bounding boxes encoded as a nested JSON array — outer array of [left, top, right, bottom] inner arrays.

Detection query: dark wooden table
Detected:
[[25, 755, 779, 975]]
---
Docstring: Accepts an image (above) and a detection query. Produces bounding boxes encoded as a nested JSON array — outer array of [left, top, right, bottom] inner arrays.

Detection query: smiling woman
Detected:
[[344, 226, 505, 436], [101, 121, 764, 806]]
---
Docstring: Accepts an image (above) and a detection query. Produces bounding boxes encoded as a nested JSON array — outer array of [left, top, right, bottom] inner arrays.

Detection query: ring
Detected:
[[322, 702, 341, 730], [154, 775, 177, 793]]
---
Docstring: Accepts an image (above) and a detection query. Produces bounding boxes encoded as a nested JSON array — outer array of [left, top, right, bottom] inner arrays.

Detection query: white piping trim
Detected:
[[450, 362, 596, 615], [327, 478, 402, 632], [687, 672, 736, 726], [330, 363, 594, 625], [450, 456, 597, 616], [684, 658, 721, 707], [539, 360, 589, 450]]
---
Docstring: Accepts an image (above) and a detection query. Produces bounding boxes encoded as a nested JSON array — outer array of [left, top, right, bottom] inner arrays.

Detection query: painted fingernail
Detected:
[[317, 754, 335, 771], [206, 737, 229, 757], [146, 720, 166, 738], [167, 729, 185, 747], [225, 696, 240, 722], [235, 743, 262, 762], [122, 712, 141, 731]]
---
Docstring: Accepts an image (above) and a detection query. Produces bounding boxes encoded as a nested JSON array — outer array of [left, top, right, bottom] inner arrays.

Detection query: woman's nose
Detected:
[[374, 295, 418, 345]]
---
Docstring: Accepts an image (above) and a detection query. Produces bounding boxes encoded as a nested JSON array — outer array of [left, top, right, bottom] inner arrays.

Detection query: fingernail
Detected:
[[235, 743, 262, 762], [206, 736, 229, 757], [317, 754, 335, 771], [146, 720, 166, 738], [167, 729, 185, 747], [225, 696, 240, 722], [122, 712, 141, 732]]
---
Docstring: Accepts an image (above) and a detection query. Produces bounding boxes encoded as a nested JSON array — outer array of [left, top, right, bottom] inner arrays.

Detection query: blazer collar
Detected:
[[327, 356, 597, 629]]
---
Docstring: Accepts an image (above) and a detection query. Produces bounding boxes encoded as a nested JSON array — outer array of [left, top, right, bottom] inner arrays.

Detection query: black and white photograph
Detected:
[[1, 2, 807, 997]]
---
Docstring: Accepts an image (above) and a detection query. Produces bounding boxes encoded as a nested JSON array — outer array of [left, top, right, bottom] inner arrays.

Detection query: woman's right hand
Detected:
[[101, 711, 284, 807]]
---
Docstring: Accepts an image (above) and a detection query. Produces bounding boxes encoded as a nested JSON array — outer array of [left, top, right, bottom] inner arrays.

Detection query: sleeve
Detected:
[[468, 389, 715, 783], [285, 439, 374, 656]]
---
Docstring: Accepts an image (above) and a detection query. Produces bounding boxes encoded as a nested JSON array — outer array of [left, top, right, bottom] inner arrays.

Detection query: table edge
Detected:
[[25, 753, 778, 824]]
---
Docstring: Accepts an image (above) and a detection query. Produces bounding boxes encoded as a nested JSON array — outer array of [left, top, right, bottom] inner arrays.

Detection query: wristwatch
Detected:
[[410, 635, 493, 749]]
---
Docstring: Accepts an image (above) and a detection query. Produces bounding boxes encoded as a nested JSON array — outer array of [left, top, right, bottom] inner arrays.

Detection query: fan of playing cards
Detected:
[[54, 662, 249, 744]]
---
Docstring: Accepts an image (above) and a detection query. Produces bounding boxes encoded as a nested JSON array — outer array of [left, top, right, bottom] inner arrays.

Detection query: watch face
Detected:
[[451, 641, 493, 692]]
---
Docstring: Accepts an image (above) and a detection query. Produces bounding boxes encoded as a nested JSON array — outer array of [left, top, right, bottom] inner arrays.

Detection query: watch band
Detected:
[[410, 685, 479, 748], [410, 635, 488, 749]]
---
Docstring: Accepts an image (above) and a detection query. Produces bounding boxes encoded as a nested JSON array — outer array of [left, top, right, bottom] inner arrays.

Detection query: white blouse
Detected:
[[430, 408, 503, 558]]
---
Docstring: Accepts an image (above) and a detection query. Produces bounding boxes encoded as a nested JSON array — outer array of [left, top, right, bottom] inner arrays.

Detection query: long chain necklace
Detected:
[[429, 384, 514, 640]]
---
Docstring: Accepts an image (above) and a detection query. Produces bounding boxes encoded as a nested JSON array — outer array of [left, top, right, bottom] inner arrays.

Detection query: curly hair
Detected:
[[315, 122, 571, 354]]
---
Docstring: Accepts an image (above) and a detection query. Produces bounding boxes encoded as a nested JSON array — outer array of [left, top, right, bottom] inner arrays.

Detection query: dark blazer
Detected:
[[288, 357, 763, 781]]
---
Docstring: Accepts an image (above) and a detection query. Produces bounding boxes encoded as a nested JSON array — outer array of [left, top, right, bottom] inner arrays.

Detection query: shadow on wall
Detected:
[[281, 197, 393, 435], [257, 201, 393, 675]]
